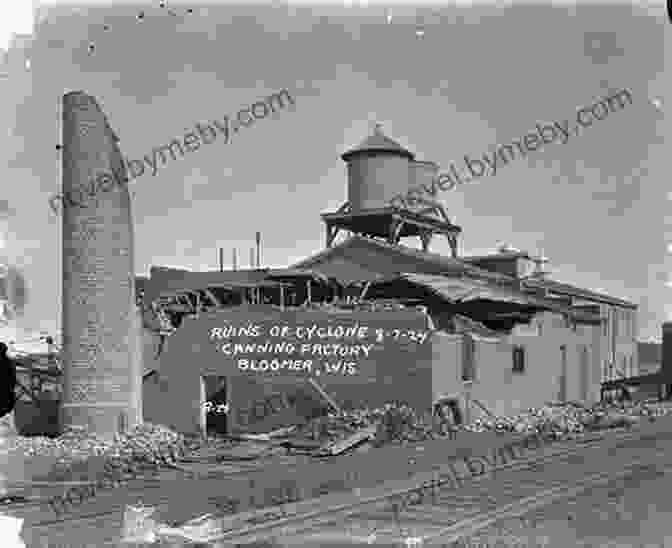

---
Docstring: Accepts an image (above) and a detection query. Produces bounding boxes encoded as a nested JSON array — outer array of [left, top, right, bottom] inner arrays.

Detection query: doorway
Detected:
[[580, 345, 589, 402], [201, 375, 229, 436]]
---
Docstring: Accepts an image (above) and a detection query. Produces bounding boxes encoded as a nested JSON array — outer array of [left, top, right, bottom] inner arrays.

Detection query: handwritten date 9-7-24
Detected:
[[374, 329, 429, 344]]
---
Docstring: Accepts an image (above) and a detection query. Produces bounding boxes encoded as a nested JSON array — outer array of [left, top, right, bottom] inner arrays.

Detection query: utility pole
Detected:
[[255, 231, 261, 268]]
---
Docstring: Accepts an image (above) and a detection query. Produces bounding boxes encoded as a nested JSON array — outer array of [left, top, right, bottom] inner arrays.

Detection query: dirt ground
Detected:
[[463, 448, 672, 548]]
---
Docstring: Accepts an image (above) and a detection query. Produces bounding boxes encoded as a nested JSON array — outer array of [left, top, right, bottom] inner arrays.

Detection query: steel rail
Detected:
[[14, 429, 626, 532], [424, 450, 672, 546], [255, 442, 672, 547], [200, 427, 657, 545], [18, 426, 668, 548], [9, 425, 601, 514], [10, 425, 662, 548], [3, 441, 304, 508]]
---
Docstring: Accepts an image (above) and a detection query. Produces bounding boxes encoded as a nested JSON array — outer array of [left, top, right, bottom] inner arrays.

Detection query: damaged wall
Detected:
[[140, 304, 603, 435], [143, 305, 434, 435], [465, 311, 602, 419], [429, 331, 463, 410]]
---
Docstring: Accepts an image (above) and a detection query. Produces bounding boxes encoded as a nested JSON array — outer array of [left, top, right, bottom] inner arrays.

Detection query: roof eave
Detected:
[[341, 148, 415, 162]]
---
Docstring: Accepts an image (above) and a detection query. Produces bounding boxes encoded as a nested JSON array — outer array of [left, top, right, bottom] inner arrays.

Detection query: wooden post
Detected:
[[280, 285, 285, 310], [256, 232, 261, 268], [359, 281, 372, 301], [307, 378, 342, 414], [306, 280, 312, 306]]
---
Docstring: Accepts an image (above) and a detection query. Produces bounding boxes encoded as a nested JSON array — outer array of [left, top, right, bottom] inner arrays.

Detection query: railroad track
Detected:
[[13, 425, 669, 547], [205, 427, 672, 547], [4, 443, 306, 510], [5, 428, 589, 522], [423, 457, 668, 547]]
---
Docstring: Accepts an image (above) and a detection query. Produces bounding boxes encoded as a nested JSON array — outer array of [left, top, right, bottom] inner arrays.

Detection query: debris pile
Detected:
[[178, 434, 239, 462], [6, 400, 672, 491], [463, 400, 672, 436], [464, 402, 592, 436], [290, 403, 447, 449], [8, 423, 189, 485], [292, 399, 672, 452]]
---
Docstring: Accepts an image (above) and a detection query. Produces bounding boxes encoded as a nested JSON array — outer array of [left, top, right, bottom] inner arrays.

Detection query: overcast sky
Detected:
[[0, 1, 667, 341]]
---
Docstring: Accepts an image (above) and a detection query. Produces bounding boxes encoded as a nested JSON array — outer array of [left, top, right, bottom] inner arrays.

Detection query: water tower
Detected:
[[321, 124, 462, 256]]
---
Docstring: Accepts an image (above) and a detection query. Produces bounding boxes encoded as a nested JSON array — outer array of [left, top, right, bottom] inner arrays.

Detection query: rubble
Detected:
[[320, 424, 377, 456], [6, 423, 189, 488], [291, 399, 672, 453], [4, 399, 672, 499], [285, 403, 445, 451], [462, 399, 672, 436]]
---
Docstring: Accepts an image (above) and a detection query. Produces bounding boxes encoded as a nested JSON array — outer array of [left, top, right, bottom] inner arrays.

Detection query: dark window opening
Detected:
[[462, 335, 476, 381], [512, 345, 525, 373]]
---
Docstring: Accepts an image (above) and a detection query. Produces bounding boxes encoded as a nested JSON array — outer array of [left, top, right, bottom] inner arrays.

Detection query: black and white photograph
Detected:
[[0, 0, 668, 546]]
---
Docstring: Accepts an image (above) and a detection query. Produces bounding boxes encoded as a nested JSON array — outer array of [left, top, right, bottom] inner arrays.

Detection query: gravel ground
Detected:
[[0, 423, 191, 502], [460, 443, 672, 548], [3, 399, 671, 504]]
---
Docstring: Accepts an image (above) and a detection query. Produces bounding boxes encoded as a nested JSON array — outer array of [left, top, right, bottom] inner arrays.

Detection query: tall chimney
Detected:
[[61, 91, 140, 438]]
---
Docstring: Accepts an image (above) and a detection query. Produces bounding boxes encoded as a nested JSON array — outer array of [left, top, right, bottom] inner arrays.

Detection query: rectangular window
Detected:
[[625, 311, 630, 338], [626, 310, 632, 338], [512, 345, 525, 373], [462, 335, 476, 381], [629, 311, 633, 337]]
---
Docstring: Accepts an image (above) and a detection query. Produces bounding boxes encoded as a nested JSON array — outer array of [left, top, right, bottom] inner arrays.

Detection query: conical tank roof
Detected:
[[341, 124, 415, 162]]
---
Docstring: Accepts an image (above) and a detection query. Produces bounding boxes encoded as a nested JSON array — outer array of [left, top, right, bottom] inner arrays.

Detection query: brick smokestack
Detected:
[[61, 91, 141, 437]]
